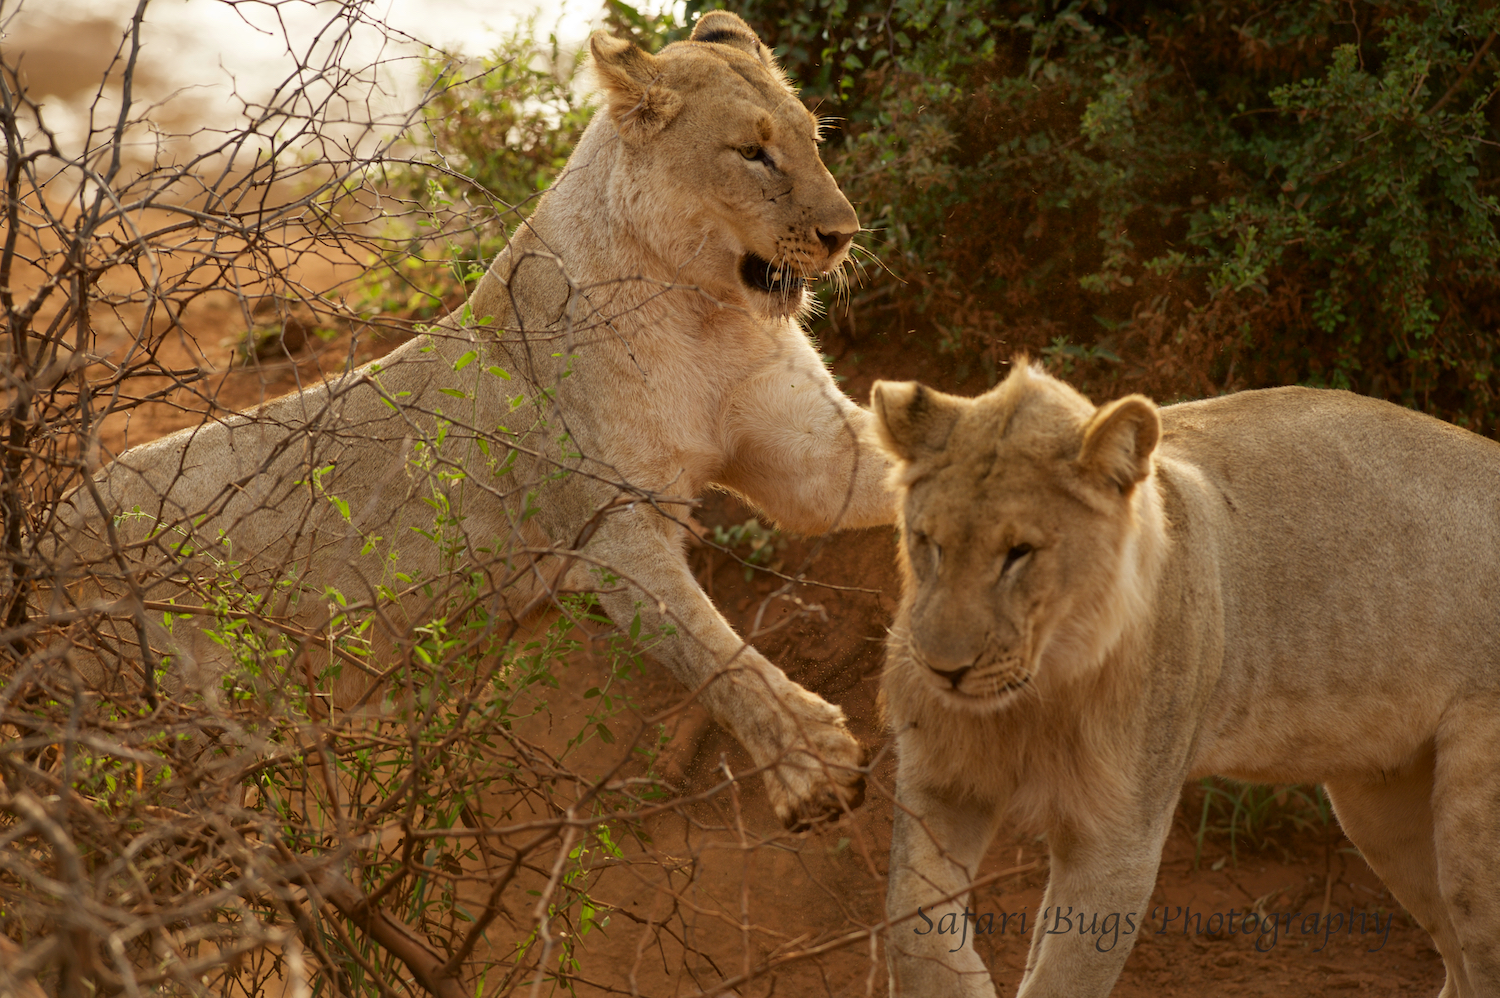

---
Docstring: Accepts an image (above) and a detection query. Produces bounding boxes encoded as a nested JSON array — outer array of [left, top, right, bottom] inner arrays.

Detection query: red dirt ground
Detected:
[[99, 292, 1446, 997]]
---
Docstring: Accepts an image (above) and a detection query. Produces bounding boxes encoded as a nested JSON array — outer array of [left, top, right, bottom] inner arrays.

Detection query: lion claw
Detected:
[[763, 726, 869, 832]]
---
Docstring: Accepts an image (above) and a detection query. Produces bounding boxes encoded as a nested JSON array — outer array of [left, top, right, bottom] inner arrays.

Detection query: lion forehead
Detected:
[[654, 41, 817, 134], [903, 448, 1080, 538], [660, 42, 788, 100]]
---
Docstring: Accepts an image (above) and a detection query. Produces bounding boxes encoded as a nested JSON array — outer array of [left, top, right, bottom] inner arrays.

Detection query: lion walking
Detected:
[[871, 362, 1500, 997]]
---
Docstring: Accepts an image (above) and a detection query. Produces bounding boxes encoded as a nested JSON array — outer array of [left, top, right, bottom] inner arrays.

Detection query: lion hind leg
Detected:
[[1325, 743, 1468, 998], [1430, 700, 1500, 998]]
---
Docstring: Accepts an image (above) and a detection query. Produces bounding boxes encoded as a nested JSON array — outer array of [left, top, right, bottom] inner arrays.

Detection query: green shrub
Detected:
[[371, 3, 1500, 430], [704, 0, 1500, 431], [361, 18, 594, 320]]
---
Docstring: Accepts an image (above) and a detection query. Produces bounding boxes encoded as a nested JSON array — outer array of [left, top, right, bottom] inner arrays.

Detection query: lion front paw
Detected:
[[758, 703, 868, 831]]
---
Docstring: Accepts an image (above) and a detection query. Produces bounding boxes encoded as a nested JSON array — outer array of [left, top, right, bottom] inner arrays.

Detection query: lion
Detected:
[[868, 362, 1500, 997], [51, 12, 892, 830]]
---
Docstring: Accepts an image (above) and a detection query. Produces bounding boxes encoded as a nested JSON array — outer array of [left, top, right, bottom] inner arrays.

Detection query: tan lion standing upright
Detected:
[[868, 362, 1500, 997], [54, 12, 892, 829]]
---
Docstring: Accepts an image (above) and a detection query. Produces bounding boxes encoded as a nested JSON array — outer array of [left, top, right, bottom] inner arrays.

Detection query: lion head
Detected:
[[584, 12, 858, 318], [868, 363, 1167, 714]]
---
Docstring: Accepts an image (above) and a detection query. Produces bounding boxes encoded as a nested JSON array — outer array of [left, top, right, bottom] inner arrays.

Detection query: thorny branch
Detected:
[[0, 2, 928, 996]]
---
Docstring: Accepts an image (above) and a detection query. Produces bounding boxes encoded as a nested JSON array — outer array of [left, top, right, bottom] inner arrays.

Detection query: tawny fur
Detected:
[[52, 12, 893, 831], [870, 362, 1500, 997]]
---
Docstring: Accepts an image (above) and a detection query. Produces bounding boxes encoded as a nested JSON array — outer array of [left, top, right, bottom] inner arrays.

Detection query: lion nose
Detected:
[[929, 665, 971, 689], [817, 227, 854, 257]]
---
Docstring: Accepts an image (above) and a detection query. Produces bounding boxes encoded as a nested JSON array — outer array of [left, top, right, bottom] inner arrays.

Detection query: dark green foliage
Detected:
[[697, 0, 1500, 430], [1192, 779, 1334, 869], [602, 0, 696, 51], [374, 2, 1499, 430]]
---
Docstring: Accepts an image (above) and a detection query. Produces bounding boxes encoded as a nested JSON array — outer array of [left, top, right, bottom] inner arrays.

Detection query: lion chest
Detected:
[[557, 358, 731, 493]]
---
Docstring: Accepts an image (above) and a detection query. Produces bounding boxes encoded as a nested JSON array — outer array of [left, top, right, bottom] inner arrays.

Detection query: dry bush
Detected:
[[0, 3, 895, 995]]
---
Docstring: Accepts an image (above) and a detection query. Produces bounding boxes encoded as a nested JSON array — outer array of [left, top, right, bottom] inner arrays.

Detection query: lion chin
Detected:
[[739, 252, 811, 316], [923, 673, 1033, 717], [943, 673, 1032, 706]]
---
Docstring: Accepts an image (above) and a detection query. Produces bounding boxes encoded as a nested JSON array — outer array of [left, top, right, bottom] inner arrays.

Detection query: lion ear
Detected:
[[589, 31, 683, 138], [870, 381, 963, 463], [689, 11, 780, 72], [1077, 396, 1160, 493]]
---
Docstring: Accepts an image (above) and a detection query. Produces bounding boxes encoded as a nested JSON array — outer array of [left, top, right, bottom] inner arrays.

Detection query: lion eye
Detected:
[[1002, 544, 1033, 575], [910, 529, 942, 567], [738, 144, 763, 160]]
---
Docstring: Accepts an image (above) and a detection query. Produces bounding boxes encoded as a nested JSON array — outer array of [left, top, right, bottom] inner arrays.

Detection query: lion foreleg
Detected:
[[1014, 811, 1172, 998], [580, 503, 865, 828], [885, 777, 1002, 998], [718, 336, 895, 535]]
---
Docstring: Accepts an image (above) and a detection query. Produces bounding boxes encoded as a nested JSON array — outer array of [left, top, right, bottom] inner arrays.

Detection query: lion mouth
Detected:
[[940, 673, 1031, 706], [740, 253, 807, 297]]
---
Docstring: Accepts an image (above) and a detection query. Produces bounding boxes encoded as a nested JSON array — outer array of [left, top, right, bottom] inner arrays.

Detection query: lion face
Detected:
[[588, 13, 859, 319], [869, 365, 1163, 713]]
